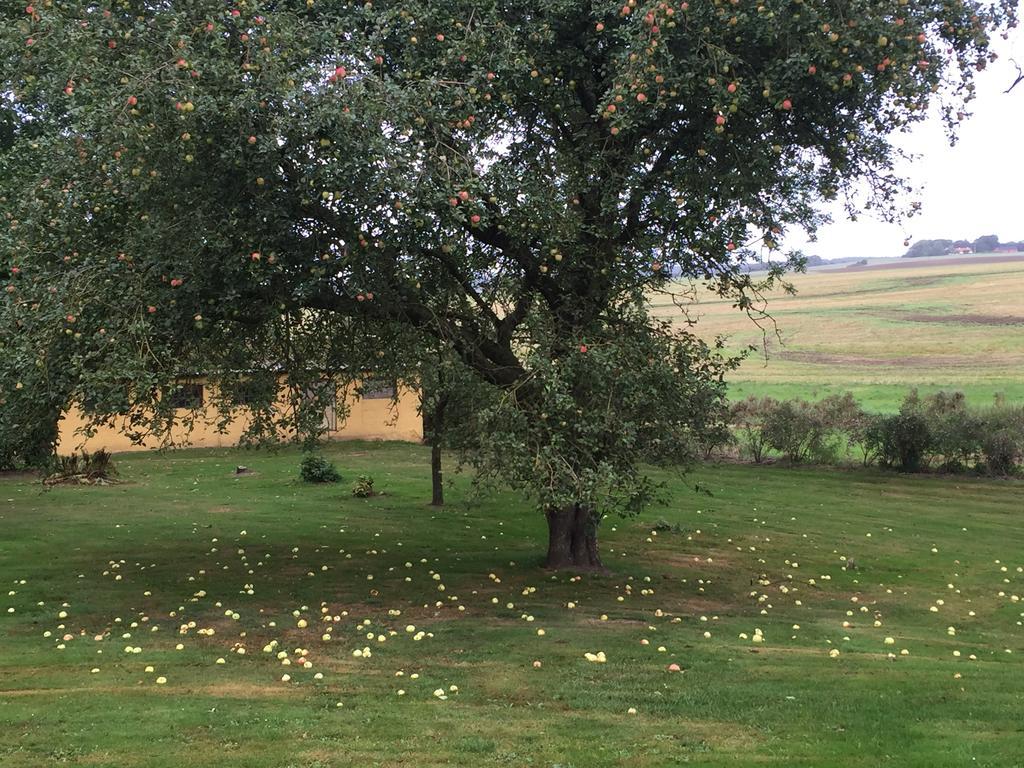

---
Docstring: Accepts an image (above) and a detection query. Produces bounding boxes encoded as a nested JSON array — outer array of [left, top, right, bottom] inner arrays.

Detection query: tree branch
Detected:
[[1006, 60, 1024, 93], [618, 131, 690, 243], [425, 245, 502, 330]]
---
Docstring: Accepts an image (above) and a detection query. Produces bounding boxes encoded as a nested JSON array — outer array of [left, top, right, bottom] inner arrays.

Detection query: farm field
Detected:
[[655, 254, 1024, 411], [3, 441, 1024, 767]]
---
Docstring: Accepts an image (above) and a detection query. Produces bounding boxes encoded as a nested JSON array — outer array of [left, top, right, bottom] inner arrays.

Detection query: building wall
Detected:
[[56, 380, 423, 454]]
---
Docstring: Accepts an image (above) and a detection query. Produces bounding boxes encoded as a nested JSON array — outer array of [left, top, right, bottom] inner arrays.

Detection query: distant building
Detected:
[[58, 376, 423, 453], [952, 246, 973, 254], [993, 245, 1021, 254]]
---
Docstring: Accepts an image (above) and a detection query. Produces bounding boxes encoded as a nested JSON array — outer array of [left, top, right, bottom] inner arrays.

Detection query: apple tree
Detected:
[[1, 0, 1014, 566]]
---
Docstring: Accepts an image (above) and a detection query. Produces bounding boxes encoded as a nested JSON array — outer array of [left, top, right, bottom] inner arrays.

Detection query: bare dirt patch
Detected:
[[777, 350, 992, 369], [0, 681, 301, 699], [898, 313, 1024, 326], [186, 680, 304, 699], [891, 276, 947, 289]]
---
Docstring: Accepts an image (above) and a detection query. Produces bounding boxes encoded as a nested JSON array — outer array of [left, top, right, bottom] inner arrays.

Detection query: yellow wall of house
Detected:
[[56, 381, 423, 454]]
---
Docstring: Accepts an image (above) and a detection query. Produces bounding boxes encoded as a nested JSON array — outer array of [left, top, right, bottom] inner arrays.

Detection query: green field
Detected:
[[654, 254, 1024, 411], [3, 441, 1024, 767]]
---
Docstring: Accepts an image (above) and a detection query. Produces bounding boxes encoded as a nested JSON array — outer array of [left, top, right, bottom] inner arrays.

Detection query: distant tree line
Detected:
[[744, 253, 844, 272], [903, 235, 1023, 258], [719, 391, 1023, 475]]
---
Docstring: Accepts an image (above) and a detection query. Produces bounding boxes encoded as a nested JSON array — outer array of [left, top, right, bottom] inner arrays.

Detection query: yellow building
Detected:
[[57, 378, 423, 453]]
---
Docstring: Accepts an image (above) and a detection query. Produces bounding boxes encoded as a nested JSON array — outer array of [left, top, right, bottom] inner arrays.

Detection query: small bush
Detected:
[[921, 391, 983, 471], [892, 394, 932, 472], [979, 430, 1019, 476], [351, 474, 375, 497], [697, 421, 735, 460], [762, 399, 845, 464], [858, 413, 889, 467], [813, 393, 865, 463], [900, 414, 930, 470], [300, 453, 340, 483], [977, 405, 1024, 476], [864, 412, 931, 472], [729, 397, 777, 463], [0, 388, 62, 471], [762, 400, 811, 462], [44, 449, 117, 485]]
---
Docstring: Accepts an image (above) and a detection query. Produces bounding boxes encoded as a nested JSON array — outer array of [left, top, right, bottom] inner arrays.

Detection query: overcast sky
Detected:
[[788, 18, 1024, 260]]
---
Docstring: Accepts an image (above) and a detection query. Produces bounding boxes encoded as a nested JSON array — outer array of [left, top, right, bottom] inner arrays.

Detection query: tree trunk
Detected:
[[544, 503, 604, 570], [423, 389, 448, 507], [430, 443, 444, 506]]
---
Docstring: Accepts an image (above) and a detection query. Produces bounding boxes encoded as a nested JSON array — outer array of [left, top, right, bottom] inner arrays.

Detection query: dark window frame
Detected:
[[360, 378, 397, 400], [232, 378, 275, 408], [166, 383, 204, 410]]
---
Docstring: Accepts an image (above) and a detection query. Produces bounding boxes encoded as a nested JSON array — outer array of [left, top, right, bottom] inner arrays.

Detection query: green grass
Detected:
[[2, 441, 1024, 767], [723, 380, 1024, 413], [654, 256, 1024, 411]]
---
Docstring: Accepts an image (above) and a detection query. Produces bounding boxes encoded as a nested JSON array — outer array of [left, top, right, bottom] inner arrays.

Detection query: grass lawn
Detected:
[[2, 441, 1023, 767], [654, 255, 1024, 411]]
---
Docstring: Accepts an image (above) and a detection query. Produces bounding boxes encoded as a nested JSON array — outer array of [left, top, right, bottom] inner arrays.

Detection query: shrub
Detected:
[[977, 405, 1023, 475], [697, 420, 735, 461], [351, 474, 375, 497], [895, 413, 931, 471], [763, 400, 809, 463], [921, 391, 983, 471], [892, 393, 932, 472], [762, 399, 840, 464], [848, 410, 883, 467], [729, 397, 778, 463], [0, 409, 60, 471], [866, 409, 931, 473], [980, 429, 1020, 476], [861, 414, 890, 467], [44, 449, 117, 485], [299, 453, 340, 483], [814, 393, 866, 463]]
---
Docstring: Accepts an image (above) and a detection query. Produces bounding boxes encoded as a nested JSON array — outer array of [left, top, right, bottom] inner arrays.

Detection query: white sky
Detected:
[[788, 17, 1024, 260]]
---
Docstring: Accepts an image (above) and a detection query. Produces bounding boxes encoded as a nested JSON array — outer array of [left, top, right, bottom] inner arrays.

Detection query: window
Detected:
[[233, 379, 274, 407], [360, 379, 396, 400], [166, 383, 204, 409]]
